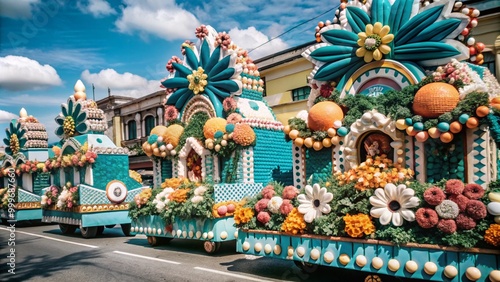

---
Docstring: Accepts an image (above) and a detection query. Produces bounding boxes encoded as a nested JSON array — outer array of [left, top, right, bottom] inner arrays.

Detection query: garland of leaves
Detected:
[[175, 112, 209, 154]]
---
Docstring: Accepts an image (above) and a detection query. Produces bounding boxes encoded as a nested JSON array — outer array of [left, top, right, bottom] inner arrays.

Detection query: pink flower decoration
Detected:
[[456, 213, 476, 230], [164, 106, 179, 122], [261, 185, 275, 199], [166, 56, 182, 73], [222, 97, 237, 112], [279, 199, 294, 215], [282, 185, 299, 200], [463, 183, 485, 200], [465, 200, 487, 220], [227, 113, 242, 124], [437, 219, 457, 234], [423, 186, 446, 206], [445, 179, 464, 195], [257, 211, 271, 224], [254, 198, 269, 213], [448, 194, 469, 212], [415, 208, 439, 229]]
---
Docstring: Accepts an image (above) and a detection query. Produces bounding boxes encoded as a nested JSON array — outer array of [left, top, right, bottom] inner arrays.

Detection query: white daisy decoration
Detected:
[[369, 183, 420, 226], [298, 183, 333, 223]]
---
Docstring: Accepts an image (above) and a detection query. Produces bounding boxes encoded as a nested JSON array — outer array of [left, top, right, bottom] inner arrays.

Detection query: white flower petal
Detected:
[[303, 210, 316, 223], [369, 196, 387, 208], [392, 212, 403, 226], [400, 209, 415, 222], [304, 185, 313, 197], [298, 203, 312, 214], [402, 197, 420, 209], [320, 203, 331, 214], [370, 207, 388, 218], [373, 188, 388, 203], [379, 210, 392, 225], [385, 183, 398, 200]]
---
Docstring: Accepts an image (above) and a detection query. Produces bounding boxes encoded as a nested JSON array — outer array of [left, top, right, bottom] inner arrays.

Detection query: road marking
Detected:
[[194, 267, 273, 282], [113, 251, 181, 265], [0, 227, 99, 249]]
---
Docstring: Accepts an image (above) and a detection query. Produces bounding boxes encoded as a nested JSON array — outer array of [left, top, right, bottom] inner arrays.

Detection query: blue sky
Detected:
[[0, 0, 338, 143]]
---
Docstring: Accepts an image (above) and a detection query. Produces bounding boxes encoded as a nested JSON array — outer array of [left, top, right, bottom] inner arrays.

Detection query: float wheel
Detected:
[[105, 224, 116, 228], [294, 260, 319, 274], [147, 236, 159, 246], [80, 226, 98, 238], [59, 224, 77, 234], [203, 241, 221, 254], [97, 226, 105, 235], [121, 223, 133, 236]]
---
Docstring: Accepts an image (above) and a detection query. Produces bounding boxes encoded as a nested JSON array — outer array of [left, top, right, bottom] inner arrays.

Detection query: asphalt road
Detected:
[[0, 222, 416, 282]]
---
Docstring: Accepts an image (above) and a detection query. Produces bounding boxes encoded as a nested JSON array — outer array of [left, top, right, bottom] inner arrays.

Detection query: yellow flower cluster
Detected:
[[484, 224, 500, 247], [232, 123, 256, 146], [187, 67, 208, 94], [169, 188, 190, 203], [234, 207, 254, 225], [212, 200, 240, 218], [135, 188, 152, 207], [161, 177, 188, 189], [336, 155, 414, 190], [281, 208, 307, 235], [343, 213, 376, 238], [129, 170, 142, 184]]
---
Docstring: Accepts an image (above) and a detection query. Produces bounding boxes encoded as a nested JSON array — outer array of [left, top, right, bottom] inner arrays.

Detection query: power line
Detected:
[[248, 5, 340, 54]]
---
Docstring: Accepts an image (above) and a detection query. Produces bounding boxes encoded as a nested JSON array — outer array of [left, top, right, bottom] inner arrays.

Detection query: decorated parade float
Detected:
[[234, 0, 500, 281], [41, 80, 145, 238], [0, 109, 50, 223], [127, 25, 293, 253]]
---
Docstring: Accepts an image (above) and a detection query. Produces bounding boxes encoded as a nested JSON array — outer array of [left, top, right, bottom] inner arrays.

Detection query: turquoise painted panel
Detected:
[[82, 210, 131, 227], [305, 147, 332, 184], [445, 251, 460, 282], [161, 160, 172, 181], [91, 154, 142, 190], [235, 229, 247, 253], [352, 243, 367, 271], [309, 238, 322, 265], [10, 209, 42, 221], [362, 243, 377, 273], [51, 171, 60, 187], [458, 252, 476, 282], [427, 250, 446, 281], [321, 240, 340, 268], [252, 129, 293, 185], [475, 253, 497, 282], [409, 248, 429, 280], [43, 209, 82, 220], [337, 241, 354, 269], [376, 244, 393, 276], [33, 172, 50, 195], [393, 247, 411, 277], [18, 189, 40, 202]]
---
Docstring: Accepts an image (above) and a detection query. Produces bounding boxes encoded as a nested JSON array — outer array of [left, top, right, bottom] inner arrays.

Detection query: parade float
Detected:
[[235, 0, 500, 281], [128, 25, 293, 253], [0, 109, 50, 223], [41, 80, 145, 238]]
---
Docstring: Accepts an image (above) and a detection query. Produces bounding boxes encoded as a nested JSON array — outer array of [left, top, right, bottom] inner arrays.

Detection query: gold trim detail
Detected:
[[44, 203, 130, 213], [16, 202, 42, 209]]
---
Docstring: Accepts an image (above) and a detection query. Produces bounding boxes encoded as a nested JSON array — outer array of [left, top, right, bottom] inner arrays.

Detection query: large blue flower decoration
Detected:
[[162, 27, 242, 117], [304, 0, 469, 82], [3, 120, 26, 156]]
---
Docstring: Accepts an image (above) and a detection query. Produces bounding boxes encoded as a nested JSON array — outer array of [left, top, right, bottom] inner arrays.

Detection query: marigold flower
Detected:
[[232, 123, 255, 146], [343, 213, 375, 238], [233, 207, 254, 225], [281, 208, 307, 235], [484, 224, 500, 246], [169, 188, 190, 203]]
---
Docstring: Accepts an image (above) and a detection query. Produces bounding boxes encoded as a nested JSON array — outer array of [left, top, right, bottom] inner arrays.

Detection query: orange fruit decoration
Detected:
[[164, 124, 184, 147], [466, 117, 479, 129], [449, 121, 462, 134], [203, 117, 227, 139], [476, 106, 490, 117], [412, 82, 460, 118], [307, 101, 344, 131], [440, 132, 454, 143]]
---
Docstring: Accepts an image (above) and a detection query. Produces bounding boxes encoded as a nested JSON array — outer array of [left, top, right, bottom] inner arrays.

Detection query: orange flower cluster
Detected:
[[232, 123, 256, 146], [336, 155, 414, 190], [343, 213, 376, 238], [168, 188, 190, 203], [234, 207, 254, 225], [281, 208, 307, 235], [484, 224, 500, 246], [161, 177, 188, 189], [212, 200, 240, 218]]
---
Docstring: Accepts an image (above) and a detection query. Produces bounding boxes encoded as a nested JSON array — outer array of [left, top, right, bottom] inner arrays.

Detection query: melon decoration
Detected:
[[412, 82, 460, 118]]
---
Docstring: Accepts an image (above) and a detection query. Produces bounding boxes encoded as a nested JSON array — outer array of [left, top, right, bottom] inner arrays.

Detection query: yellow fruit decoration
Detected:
[[203, 117, 227, 139], [142, 141, 153, 157], [165, 124, 184, 147], [308, 101, 344, 131], [150, 125, 168, 137]]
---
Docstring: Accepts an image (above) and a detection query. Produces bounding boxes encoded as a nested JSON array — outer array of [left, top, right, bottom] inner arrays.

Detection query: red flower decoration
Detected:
[[463, 183, 485, 200], [423, 186, 446, 206], [415, 208, 439, 228], [445, 179, 464, 195]]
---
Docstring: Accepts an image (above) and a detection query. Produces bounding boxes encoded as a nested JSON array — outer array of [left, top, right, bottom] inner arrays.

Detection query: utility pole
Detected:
[[108, 87, 111, 97], [92, 83, 95, 100]]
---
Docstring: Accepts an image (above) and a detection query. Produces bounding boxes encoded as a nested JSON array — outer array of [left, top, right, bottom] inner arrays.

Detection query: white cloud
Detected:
[[77, 0, 116, 18], [0, 110, 18, 123], [0, 0, 40, 19], [115, 0, 200, 41], [0, 55, 62, 91], [81, 69, 161, 98], [229, 27, 289, 59]]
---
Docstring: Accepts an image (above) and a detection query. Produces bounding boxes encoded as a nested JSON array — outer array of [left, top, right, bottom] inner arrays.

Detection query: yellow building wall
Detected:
[[113, 116, 122, 146]]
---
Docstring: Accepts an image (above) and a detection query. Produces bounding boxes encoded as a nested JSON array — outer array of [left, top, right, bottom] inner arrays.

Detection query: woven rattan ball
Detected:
[[412, 82, 459, 118]]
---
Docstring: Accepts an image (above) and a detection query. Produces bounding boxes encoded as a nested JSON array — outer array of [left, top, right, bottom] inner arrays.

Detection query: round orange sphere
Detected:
[[412, 82, 459, 118], [308, 101, 344, 131]]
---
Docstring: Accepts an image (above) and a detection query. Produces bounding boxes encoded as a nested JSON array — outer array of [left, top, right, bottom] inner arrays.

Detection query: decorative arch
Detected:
[[177, 137, 216, 182], [61, 138, 81, 155], [340, 110, 405, 170], [181, 95, 216, 123]]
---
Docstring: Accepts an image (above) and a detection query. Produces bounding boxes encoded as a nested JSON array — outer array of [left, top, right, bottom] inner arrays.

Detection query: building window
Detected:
[[127, 120, 137, 140], [292, 86, 311, 101], [144, 116, 155, 136]]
